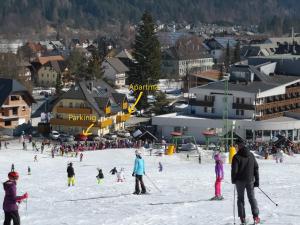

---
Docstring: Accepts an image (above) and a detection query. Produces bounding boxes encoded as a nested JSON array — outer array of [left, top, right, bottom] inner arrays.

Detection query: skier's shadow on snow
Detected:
[[55, 193, 132, 203], [149, 199, 209, 206]]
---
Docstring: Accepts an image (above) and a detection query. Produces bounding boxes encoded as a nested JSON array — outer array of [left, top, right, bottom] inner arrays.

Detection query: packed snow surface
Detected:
[[0, 140, 299, 225]]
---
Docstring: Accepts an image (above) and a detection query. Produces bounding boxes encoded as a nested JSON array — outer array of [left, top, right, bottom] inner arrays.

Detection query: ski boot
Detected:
[[133, 191, 140, 195], [240, 217, 246, 225], [217, 195, 224, 200], [254, 216, 260, 224], [210, 196, 219, 200]]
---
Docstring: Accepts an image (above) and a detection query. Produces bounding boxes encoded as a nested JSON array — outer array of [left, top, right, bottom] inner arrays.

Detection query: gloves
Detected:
[[132, 172, 135, 177], [254, 181, 259, 188], [17, 192, 29, 203]]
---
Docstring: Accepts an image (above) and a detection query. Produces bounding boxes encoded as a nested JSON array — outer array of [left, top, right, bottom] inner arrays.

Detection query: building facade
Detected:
[[50, 80, 130, 135], [0, 78, 35, 129]]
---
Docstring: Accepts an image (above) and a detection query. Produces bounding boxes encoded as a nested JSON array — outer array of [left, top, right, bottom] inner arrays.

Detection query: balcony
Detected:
[[189, 98, 214, 107], [122, 102, 128, 110], [56, 107, 92, 114], [256, 97, 300, 111], [105, 106, 111, 114], [232, 103, 255, 110], [286, 86, 300, 95], [116, 114, 130, 123], [99, 118, 113, 128]]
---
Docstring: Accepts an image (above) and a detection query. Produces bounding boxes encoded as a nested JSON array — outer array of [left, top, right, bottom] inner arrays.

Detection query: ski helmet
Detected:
[[135, 150, 142, 155], [8, 171, 19, 180]]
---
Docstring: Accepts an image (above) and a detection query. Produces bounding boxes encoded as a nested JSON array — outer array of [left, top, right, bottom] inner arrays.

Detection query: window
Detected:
[[204, 107, 207, 113], [59, 102, 63, 107], [241, 98, 245, 104], [69, 102, 73, 108], [241, 110, 244, 116], [236, 97, 240, 104], [22, 106, 26, 111], [211, 108, 215, 113], [236, 109, 239, 115], [12, 107, 18, 115], [11, 96, 19, 101], [5, 121, 11, 126]]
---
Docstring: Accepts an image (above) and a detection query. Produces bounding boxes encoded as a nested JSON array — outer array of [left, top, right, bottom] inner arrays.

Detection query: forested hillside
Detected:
[[1, 0, 300, 35]]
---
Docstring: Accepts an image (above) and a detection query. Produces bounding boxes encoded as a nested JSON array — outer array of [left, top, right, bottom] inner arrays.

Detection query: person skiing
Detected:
[[158, 162, 163, 172], [211, 153, 224, 200], [27, 166, 31, 175], [132, 150, 146, 194], [110, 167, 118, 175], [11, 164, 15, 172], [96, 169, 104, 184], [67, 163, 75, 186], [117, 168, 125, 182], [232, 143, 260, 225], [3, 171, 28, 225], [34, 155, 38, 162], [80, 153, 83, 162]]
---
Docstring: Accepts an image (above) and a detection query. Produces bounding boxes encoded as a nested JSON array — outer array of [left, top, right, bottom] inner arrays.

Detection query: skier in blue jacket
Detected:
[[132, 150, 147, 194]]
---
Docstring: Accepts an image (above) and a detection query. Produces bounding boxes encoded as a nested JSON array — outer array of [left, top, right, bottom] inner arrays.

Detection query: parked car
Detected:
[[75, 134, 88, 141], [117, 131, 131, 138], [58, 134, 74, 142], [50, 131, 60, 140], [87, 134, 101, 141], [103, 133, 117, 140]]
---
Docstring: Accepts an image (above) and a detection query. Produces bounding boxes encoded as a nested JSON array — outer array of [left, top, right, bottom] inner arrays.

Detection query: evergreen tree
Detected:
[[87, 51, 104, 80], [233, 41, 241, 63], [55, 73, 63, 95], [225, 41, 230, 72], [129, 11, 161, 109]]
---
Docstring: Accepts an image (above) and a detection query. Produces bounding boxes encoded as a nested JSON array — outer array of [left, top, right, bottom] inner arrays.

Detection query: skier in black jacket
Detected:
[[67, 163, 75, 186], [231, 144, 260, 225]]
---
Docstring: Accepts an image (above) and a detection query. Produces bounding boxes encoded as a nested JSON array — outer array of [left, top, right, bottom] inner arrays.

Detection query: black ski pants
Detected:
[[135, 175, 146, 193], [236, 180, 259, 219], [3, 211, 20, 225]]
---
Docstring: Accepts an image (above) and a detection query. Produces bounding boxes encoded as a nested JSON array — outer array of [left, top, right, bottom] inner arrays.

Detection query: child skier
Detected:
[[158, 162, 163, 172], [110, 167, 118, 175], [211, 153, 224, 200], [117, 168, 125, 182], [67, 163, 75, 186], [96, 169, 104, 184], [3, 171, 28, 225]]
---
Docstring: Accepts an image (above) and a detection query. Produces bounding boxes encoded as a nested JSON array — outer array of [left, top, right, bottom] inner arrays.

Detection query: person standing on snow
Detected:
[[211, 153, 224, 200], [110, 167, 118, 175], [132, 150, 146, 194], [67, 163, 75, 186], [231, 144, 260, 225], [11, 164, 15, 172], [96, 169, 104, 184], [158, 162, 163, 172], [80, 153, 83, 162], [2, 171, 28, 225], [117, 168, 125, 182]]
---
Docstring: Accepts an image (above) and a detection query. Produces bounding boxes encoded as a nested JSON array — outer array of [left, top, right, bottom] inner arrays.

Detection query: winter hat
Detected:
[[8, 171, 19, 180], [135, 150, 142, 155]]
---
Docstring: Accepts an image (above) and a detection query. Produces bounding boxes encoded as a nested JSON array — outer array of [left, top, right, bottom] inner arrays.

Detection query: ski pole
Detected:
[[258, 187, 278, 206], [145, 174, 161, 192], [233, 185, 236, 225], [25, 199, 28, 216]]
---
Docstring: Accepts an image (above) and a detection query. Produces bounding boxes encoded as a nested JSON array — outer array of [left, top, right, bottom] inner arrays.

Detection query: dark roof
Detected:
[[105, 58, 129, 73], [56, 80, 126, 116], [0, 77, 35, 106]]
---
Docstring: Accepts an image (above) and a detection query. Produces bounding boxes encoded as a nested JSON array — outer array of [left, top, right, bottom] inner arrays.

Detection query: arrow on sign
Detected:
[[82, 123, 94, 136], [128, 91, 143, 114]]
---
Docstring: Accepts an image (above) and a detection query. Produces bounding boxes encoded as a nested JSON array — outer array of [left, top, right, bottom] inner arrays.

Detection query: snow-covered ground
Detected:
[[0, 140, 300, 225]]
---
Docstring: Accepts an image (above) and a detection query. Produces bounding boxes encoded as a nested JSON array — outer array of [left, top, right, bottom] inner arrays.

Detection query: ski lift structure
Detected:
[[170, 132, 198, 152]]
